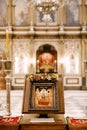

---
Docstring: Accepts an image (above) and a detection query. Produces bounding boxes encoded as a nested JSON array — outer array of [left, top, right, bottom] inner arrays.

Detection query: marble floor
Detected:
[[64, 90, 87, 118], [0, 90, 87, 118]]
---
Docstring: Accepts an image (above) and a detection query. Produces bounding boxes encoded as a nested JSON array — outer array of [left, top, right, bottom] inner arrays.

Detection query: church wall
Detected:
[[0, 0, 87, 90]]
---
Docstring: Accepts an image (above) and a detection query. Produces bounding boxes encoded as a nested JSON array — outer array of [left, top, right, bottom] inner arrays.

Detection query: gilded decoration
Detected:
[[36, 44, 57, 73], [0, 0, 86, 90], [39, 52, 54, 72]]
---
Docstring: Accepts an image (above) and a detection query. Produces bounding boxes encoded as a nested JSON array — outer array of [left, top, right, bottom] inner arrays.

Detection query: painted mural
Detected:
[[37, 12, 57, 26], [0, 0, 7, 26], [15, 0, 28, 26], [64, 40, 81, 75], [13, 39, 30, 74], [66, 0, 79, 26]]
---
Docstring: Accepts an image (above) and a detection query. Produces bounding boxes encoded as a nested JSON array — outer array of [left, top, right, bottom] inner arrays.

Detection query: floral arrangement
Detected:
[[28, 73, 58, 81]]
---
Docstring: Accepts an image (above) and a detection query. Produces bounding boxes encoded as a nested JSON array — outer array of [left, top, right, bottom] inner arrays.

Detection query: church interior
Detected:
[[0, 0, 87, 130]]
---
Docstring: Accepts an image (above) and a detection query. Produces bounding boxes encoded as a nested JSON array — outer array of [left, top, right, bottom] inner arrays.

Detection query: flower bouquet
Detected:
[[28, 73, 58, 82]]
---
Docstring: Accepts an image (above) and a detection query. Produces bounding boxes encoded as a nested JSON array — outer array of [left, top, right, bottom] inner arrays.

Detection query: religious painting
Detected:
[[66, 0, 79, 26], [36, 12, 57, 26], [14, 53, 29, 74], [22, 75, 65, 114], [28, 81, 59, 113], [65, 54, 79, 74], [15, 0, 28, 26], [38, 52, 55, 73], [0, 0, 7, 26], [64, 40, 81, 75], [13, 40, 29, 74], [36, 44, 57, 73], [32, 83, 54, 108]]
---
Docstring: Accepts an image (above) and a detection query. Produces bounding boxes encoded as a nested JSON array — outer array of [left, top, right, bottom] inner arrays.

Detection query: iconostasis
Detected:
[[0, 0, 87, 90]]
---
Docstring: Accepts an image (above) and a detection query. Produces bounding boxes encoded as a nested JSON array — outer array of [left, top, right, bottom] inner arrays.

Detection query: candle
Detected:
[[37, 60, 40, 73], [54, 60, 57, 72]]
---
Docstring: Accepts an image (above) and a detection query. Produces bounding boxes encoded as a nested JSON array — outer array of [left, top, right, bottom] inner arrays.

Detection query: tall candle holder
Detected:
[[54, 60, 57, 73]]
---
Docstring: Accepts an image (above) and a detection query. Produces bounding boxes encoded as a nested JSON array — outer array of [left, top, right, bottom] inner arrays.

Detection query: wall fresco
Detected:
[[66, 0, 79, 26], [0, 0, 7, 26], [37, 12, 57, 26], [15, 0, 28, 26]]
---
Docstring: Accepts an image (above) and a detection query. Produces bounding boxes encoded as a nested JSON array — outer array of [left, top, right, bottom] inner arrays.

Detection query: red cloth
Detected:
[[0, 116, 22, 124], [67, 117, 87, 125]]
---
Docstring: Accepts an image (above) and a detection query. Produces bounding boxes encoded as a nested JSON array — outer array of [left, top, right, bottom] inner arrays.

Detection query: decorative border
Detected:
[[66, 78, 79, 84], [12, 75, 25, 86], [63, 76, 82, 86], [28, 81, 59, 113]]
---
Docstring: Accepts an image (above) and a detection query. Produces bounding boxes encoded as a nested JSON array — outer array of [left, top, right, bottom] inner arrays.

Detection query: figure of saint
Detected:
[[39, 52, 55, 72]]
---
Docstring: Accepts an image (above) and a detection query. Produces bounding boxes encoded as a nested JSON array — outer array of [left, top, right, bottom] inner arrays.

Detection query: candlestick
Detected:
[[54, 60, 57, 72], [37, 60, 40, 73]]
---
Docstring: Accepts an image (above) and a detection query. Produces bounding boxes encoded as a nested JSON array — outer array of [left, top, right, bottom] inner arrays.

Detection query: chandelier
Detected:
[[35, 0, 69, 24]]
